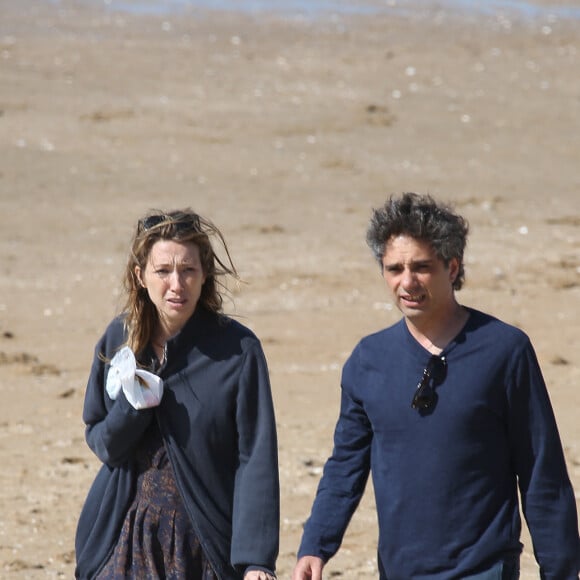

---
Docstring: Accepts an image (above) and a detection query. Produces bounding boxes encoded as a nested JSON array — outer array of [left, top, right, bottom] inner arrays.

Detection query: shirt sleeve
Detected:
[[506, 339, 580, 579], [82, 323, 154, 467], [230, 341, 280, 574], [298, 350, 373, 562]]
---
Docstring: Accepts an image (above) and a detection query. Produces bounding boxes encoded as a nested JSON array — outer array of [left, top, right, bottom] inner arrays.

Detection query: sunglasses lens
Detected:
[[140, 215, 166, 230], [139, 215, 200, 233], [432, 356, 447, 380], [412, 355, 446, 411], [412, 389, 434, 410]]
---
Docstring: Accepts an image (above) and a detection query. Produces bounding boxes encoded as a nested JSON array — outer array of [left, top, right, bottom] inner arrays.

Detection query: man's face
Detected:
[[381, 234, 459, 324]]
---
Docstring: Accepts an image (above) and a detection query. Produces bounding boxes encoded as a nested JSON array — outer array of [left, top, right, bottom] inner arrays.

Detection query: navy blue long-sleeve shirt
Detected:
[[298, 308, 579, 579], [75, 307, 280, 579]]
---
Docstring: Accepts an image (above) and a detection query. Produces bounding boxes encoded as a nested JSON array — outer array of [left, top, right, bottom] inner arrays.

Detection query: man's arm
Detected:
[[507, 341, 580, 578], [296, 361, 373, 565]]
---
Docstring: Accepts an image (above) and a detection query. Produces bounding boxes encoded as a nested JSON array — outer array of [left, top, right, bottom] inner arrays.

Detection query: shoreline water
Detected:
[[41, 0, 580, 20]]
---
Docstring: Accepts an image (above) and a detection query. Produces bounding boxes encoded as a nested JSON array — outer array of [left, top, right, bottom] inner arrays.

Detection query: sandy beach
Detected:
[[0, 0, 579, 577]]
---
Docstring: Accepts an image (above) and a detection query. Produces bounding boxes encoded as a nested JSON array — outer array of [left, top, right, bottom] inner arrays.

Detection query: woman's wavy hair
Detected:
[[122, 209, 238, 355], [366, 192, 469, 290]]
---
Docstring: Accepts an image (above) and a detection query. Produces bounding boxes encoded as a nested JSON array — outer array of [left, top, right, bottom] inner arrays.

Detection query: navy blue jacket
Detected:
[[75, 307, 279, 579], [298, 308, 579, 579]]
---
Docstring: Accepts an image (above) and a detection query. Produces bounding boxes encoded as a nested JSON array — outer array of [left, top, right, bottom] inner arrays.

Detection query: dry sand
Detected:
[[0, 0, 579, 577]]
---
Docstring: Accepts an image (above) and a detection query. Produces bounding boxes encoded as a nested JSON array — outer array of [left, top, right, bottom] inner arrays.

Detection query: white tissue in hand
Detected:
[[106, 346, 163, 409], [105, 346, 137, 400]]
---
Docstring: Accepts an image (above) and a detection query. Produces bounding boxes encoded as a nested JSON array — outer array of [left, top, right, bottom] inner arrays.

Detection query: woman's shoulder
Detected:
[[102, 314, 126, 338], [104, 314, 126, 332], [215, 314, 261, 346], [185, 309, 262, 355], [95, 315, 127, 352]]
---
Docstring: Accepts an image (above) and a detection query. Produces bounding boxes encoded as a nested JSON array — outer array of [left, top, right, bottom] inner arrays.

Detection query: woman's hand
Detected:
[[244, 570, 276, 580]]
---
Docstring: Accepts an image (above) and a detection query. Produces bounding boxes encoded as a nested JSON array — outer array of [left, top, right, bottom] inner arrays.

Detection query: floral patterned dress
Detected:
[[96, 420, 219, 580]]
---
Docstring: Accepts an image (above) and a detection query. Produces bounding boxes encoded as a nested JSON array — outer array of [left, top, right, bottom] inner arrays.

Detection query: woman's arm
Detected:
[[82, 322, 154, 467], [231, 341, 280, 575]]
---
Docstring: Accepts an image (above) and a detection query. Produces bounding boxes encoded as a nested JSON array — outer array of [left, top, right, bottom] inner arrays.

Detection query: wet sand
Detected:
[[0, 1, 579, 577]]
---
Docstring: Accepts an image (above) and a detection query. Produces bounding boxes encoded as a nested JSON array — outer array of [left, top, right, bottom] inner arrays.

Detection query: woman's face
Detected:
[[136, 239, 206, 338]]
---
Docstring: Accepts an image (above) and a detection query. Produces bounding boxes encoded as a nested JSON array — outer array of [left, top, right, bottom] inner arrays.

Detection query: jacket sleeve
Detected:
[[506, 339, 580, 579], [82, 322, 154, 468], [297, 348, 372, 562], [230, 341, 280, 574]]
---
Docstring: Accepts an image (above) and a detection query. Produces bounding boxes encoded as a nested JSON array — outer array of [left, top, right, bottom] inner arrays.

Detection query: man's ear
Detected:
[[448, 258, 460, 284]]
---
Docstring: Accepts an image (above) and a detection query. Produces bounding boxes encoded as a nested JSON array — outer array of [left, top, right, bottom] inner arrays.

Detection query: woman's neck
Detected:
[[155, 320, 182, 347]]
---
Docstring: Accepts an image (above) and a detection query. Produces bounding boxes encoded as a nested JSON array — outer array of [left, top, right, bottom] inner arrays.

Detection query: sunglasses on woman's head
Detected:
[[139, 214, 200, 233]]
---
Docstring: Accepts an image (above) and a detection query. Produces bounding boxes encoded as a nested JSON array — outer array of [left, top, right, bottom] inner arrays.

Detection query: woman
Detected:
[[75, 209, 279, 580]]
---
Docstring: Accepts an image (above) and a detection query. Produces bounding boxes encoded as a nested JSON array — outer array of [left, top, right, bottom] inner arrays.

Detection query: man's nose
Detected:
[[400, 268, 416, 287]]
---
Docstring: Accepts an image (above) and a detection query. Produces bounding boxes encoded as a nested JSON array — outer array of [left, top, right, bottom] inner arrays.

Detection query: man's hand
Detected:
[[243, 570, 276, 580], [291, 556, 325, 580]]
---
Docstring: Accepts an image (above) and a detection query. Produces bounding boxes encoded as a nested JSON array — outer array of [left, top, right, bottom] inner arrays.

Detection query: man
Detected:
[[293, 193, 579, 579]]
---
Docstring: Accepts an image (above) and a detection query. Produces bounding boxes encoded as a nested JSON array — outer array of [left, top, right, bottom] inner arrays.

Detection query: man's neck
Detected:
[[405, 303, 469, 355]]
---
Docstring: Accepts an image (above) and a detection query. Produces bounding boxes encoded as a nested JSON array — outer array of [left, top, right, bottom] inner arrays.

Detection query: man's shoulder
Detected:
[[347, 319, 406, 366], [466, 307, 529, 344], [360, 318, 404, 345]]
